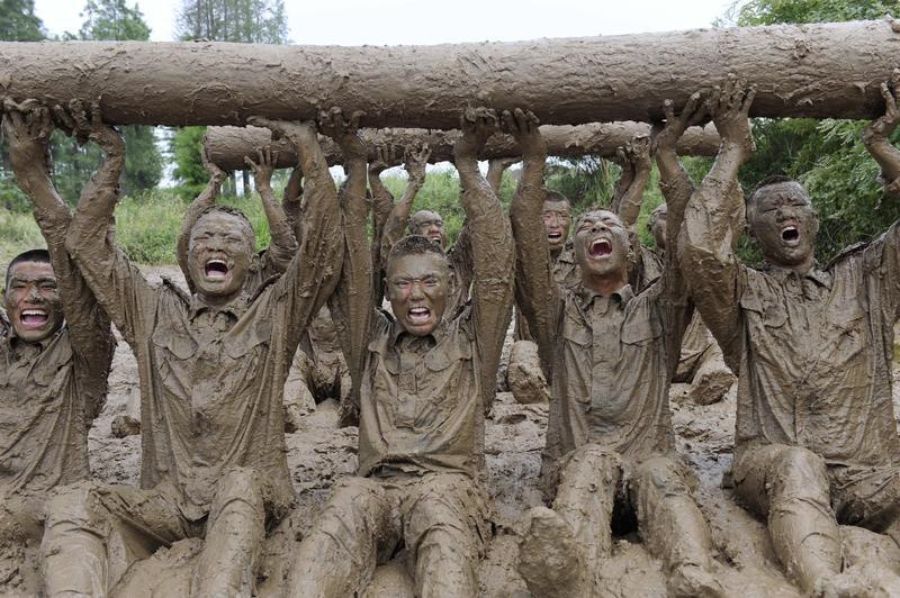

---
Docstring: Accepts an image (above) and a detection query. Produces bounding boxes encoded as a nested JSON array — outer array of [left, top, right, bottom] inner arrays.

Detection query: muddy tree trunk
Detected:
[[204, 122, 720, 171], [0, 19, 897, 127]]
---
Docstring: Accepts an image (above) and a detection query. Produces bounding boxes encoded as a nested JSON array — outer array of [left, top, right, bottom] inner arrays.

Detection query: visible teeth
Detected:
[[22, 310, 46, 316]]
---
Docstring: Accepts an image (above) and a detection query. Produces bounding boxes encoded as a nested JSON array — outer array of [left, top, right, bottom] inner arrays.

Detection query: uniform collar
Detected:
[[762, 262, 832, 289], [188, 293, 248, 321], [389, 315, 446, 346], [576, 282, 634, 309]]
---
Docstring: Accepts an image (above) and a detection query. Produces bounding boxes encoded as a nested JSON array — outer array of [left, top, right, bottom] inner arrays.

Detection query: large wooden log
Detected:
[[204, 122, 720, 171], [0, 19, 897, 127]]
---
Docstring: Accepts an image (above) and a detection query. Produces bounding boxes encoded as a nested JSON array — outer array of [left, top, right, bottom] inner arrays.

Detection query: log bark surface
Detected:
[[0, 19, 897, 127], [204, 123, 720, 171]]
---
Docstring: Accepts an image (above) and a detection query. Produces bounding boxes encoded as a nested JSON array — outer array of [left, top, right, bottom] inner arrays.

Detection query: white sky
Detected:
[[34, 0, 736, 44]]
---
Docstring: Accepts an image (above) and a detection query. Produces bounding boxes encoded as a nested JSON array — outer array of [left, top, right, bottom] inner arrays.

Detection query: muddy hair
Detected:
[[193, 205, 256, 245], [747, 175, 807, 206], [387, 234, 448, 265], [5, 249, 51, 288], [544, 189, 571, 207]]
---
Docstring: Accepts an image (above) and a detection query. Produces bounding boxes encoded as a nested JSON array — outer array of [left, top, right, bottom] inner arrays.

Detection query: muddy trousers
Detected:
[[41, 468, 265, 598], [555, 445, 716, 576], [286, 472, 486, 598], [733, 443, 900, 593]]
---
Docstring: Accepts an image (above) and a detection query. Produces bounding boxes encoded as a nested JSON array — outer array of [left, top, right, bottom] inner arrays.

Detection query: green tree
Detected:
[[725, 0, 900, 262], [0, 0, 44, 41], [170, 125, 211, 199], [0, 0, 45, 210]]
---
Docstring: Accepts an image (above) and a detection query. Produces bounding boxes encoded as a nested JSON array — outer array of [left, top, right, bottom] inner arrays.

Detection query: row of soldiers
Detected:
[[1, 77, 899, 597]]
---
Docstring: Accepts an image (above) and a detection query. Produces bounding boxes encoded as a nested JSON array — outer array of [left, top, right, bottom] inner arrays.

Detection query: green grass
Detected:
[[0, 209, 44, 267]]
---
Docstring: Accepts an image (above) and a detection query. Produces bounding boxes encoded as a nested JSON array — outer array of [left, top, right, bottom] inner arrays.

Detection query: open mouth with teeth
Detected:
[[20, 309, 49, 329], [589, 238, 613, 258], [408, 306, 432, 325], [547, 232, 563, 243], [781, 225, 801, 246], [204, 259, 229, 281]]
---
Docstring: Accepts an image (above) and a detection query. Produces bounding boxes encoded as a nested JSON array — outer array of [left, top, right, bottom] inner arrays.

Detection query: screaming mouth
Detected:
[[781, 225, 800, 244], [589, 239, 613, 257], [205, 259, 229, 280]]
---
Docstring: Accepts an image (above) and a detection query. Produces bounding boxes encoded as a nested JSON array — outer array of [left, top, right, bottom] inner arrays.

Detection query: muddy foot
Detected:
[[517, 506, 588, 598], [667, 564, 725, 598]]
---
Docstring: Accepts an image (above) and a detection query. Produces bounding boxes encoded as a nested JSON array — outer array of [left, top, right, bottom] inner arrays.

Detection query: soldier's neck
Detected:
[[582, 270, 628, 297]]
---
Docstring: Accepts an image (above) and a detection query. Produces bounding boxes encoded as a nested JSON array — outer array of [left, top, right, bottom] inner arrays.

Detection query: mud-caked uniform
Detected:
[[289, 170, 514, 598], [684, 224, 900, 532], [0, 209, 114, 537], [42, 181, 341, 596]]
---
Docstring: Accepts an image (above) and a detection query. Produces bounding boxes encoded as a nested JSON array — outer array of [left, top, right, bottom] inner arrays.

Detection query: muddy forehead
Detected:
[[577, 209, 623, 228], [751, 182, 811, 207], [410, 210, 443, 226]]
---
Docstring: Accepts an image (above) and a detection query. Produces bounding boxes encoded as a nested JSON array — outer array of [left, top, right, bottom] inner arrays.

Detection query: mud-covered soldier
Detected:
[[680, 78, 900, 595], [40, 112, 342, 597], [511, 102, 724, 597], [176, 146, 298, 294], [0, 100, 114, 575], [287, 107, 515, 597], [369, 142, 431, 301], [486, 156, 519, 195]]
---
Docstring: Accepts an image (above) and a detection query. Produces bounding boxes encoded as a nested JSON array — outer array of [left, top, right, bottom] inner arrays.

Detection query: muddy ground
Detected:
[[8, 264, 899, 597]]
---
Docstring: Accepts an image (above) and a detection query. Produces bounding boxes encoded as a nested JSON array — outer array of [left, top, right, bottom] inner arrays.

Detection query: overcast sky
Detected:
[[34, 0, 737, 44]]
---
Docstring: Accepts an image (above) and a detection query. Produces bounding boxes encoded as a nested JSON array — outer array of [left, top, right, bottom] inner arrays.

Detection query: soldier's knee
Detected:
[[45, 481, 104, 528], [770, 447, 829, 500], [634, 456, 693, 496], [328, 477, 388, 519], [565, 444, 621, 477]]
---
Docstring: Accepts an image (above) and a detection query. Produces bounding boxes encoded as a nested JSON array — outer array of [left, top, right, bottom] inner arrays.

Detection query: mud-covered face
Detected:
[[650, 204, 668, 250], [3, 261, 63, 343], [409, 211, 446, 248], [542, 199, 572, 251], [188, 211, 255, 301], [574, 210, 630, 279], [386, 252, 449, 337], [748, 183, 818, 269]]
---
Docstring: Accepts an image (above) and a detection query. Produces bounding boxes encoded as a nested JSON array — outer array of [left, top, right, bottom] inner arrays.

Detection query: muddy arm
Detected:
[[863, 80, 900, 194], [677, 82, 755, 371], [504, 109, 560, 375], [486, 157, 519, 195], [61, 108, 156, 352], [245, 147, 300, 282], [378, 146, 429, 272], [612, 136, 652, 228], [283, 165, 303, 236], [332, 117, 372, 425], [4, 100, 116, 418], [247, 116, 344, 360]]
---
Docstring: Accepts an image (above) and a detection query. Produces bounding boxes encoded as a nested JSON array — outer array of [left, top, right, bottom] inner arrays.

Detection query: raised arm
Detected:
[[454, 107, 515, 411], [610, 135, 652, 228], [653, 94, 707, 209], [505, 108, 560, 374], [677, 80, 756, 369], [4, 99, 115, 417], [282, 164, 303, 236], [244, 146, 299, 282], [177, 151, 226, 293], [486, 157, 519, 195], [248, 115, 344, 359], [862, 80, 900, 194], [379, 144, 430, 269], [60, 102, 157, 351], [368, 144, 401, 230]]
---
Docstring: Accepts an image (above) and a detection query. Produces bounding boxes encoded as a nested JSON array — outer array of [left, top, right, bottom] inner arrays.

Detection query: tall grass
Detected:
[[0, 209, 44, 267]]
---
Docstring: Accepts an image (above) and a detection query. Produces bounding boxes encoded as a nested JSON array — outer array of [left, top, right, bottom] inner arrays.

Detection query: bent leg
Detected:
[[733, 444, 840, 594], [42, 481, 190, 597], [518, 445, 620, 598], [192, 467, 266, 598], [630, 455, 723, 597], [401, 473, 488, 598], [285, 477, 390, 598]]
